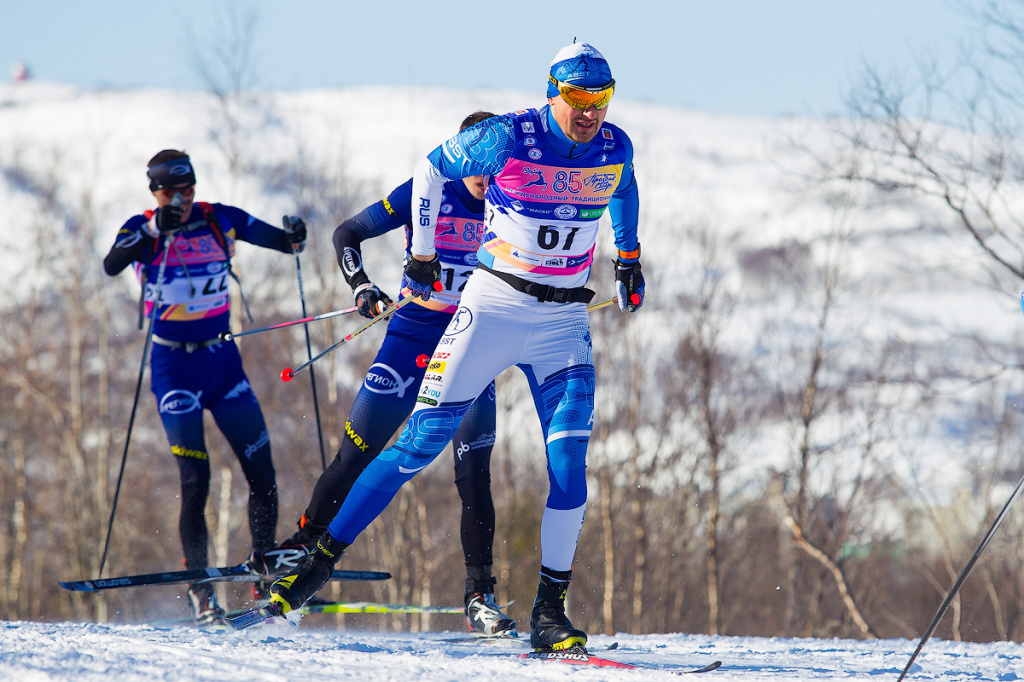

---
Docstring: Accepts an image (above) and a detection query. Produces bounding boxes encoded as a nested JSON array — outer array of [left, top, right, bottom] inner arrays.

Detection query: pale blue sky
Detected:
[[4, 0, 975, 117]]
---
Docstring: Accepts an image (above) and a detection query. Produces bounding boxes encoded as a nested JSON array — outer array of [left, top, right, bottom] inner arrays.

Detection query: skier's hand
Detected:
[[402, 254, 442, 301], [146, 193, 187, 238], [282, 215, 307, 253], [144, 195, 185, 239], [156, 203, 184, 234], [353, 282, 393, 319], [614, 256, 645, 313]]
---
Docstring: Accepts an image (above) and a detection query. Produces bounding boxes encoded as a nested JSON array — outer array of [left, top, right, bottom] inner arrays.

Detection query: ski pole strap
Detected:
[[152, 335, 225, 353], [477, 263, 595, 304]]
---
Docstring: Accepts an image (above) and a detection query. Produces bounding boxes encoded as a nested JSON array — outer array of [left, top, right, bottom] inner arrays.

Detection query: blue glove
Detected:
[[402, 254, 442, 301], [614, 258, 645, 313]]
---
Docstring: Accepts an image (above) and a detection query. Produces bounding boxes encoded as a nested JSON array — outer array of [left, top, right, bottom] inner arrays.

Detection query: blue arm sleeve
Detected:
[[426, 115, 517, 181], [339, 180, 413, 241], [410, 115, 518, 255], [333, 180, 413, 287], [608, 137, 640, 256], [217, 204, 292, 253]]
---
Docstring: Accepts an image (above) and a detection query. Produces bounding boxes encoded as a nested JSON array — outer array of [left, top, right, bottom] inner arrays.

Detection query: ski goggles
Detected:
[[148, 158, 197, 191], [549, 76, 615, 110]]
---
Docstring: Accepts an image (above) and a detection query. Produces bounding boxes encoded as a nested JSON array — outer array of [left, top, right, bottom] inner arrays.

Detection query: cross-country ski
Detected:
[[59, 564, 390, 592], [519, 648, 723, 674]]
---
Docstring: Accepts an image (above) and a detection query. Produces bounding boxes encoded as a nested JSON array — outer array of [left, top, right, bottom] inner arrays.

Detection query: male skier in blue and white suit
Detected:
[[267, 42, 645, 652]]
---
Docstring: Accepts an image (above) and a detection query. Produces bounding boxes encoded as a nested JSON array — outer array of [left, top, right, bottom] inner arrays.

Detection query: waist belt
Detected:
[[478, 263, 595, 304], [152, 335, 224, 353]]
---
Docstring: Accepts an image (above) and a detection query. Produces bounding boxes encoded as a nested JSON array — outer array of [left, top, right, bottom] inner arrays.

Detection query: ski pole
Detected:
[[587, 297, 616, 312], [99, 226, 175, 577], [280, 292, 613, 383], [897, 470, 1024, 680], [900, 291, 1024, 679], [219, 306, 359, 341], [284, 216, 327, 469], [281, 294, 419, 382]]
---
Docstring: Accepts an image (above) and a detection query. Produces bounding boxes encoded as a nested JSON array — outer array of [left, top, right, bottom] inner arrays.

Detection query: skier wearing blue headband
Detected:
[[103, 150, 307, 627]]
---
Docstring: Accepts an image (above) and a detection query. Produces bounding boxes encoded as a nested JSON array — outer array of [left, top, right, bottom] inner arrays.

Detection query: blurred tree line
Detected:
[[5, 0, 1024, 647]]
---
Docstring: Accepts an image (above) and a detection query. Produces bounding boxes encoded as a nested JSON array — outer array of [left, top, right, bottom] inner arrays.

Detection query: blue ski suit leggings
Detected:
[[302, 308, 498, 568], [150, 340, 278, 569], [328, 271, 593, 574]]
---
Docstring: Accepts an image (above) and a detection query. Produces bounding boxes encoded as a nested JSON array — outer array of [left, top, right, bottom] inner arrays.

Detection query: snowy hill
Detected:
[[2, 79, 1011, 347], [3, 80, 1013, 390]]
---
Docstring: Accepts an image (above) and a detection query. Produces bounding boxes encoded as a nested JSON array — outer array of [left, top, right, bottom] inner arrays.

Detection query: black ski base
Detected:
[[59, 563, 390, 592]]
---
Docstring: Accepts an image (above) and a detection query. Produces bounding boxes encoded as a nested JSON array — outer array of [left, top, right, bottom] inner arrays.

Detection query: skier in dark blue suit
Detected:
[[103, 149, 307, 626], [245, 112, 516, 636]]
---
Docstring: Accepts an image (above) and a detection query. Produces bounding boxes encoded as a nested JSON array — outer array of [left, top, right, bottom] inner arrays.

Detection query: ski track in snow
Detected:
[[1, 620, 1021, 681]]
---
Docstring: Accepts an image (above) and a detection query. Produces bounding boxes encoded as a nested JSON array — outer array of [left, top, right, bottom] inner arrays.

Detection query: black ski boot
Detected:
[[465, 565, 517, 636], [246, 514, 327, 577], [187, 582, 227, 627], [268, 532, 347, 615], [529, 568, 587, 652]]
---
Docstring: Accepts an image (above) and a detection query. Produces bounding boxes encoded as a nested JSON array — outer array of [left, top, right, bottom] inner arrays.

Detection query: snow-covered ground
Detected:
[[3, 81, 1024, 680], [1, 619, 1018, 681]]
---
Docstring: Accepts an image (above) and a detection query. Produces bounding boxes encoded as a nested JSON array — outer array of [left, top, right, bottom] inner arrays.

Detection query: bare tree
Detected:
[[0, 145, 167, 621], [812, 0, 1024, 640], [675, 224, 739, 636], [832, 1, 1024, 286], [187, 1, 270, 196]]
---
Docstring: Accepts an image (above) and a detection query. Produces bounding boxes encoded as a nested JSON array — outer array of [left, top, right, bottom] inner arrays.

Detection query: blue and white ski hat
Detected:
[[546, 42, 614, 97]]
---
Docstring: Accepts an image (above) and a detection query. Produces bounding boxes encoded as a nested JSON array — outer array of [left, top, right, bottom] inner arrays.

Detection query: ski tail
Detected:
[[303, 601, 463, 615], [685, 661, 723, 674], [227, 603, 287, 630], [59, 565, 251, 592], [520, 650, 635, 668], [329, 570, 392, 581], [59, 565, 390, 592], [226, 600, 463, 630], [519, 648, 722, 675]]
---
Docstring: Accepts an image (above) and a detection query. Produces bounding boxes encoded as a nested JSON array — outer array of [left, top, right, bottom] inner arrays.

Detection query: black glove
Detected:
[[282, 215, 307, 253], [614, 258, 645, 313], [353, 282, 393, 319], [155, 200, 184, 234], [402, 254, 442, 301]]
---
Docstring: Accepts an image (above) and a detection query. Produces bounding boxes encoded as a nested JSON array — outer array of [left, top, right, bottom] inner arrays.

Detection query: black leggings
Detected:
[[305, 385, 496, 567]]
